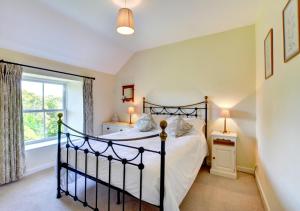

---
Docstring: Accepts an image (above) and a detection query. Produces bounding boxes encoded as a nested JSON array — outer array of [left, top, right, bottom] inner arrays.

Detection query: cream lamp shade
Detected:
[[220, 109, 230, 118], [128, 106, 135, 114], [117, 8, 135, 35]]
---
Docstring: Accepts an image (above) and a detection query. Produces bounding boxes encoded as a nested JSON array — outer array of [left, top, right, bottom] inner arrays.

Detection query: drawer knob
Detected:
[[107, 127, 110, 130], [213, 157, 215, 159], [120, 129, 123, 131]]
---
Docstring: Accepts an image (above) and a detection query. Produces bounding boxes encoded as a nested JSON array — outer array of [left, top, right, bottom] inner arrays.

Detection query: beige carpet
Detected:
[[0, 167, 264, 211]]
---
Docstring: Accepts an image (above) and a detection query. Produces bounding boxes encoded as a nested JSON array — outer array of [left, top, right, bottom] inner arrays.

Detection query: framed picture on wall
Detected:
[[264, 29, 274, 80], [283, 0, 300, 62], [122, 84, 134, 102]]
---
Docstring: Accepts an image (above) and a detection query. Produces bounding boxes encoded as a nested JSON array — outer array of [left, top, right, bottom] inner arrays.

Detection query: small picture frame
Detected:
[[283, 0, 300, 62], [264, 29, 274, 80], [122, 84, 134, 103]]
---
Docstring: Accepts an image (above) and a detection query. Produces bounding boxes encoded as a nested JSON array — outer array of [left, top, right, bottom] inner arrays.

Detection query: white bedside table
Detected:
[[210, 131, 238, 179], [102, 122, 134, 135]]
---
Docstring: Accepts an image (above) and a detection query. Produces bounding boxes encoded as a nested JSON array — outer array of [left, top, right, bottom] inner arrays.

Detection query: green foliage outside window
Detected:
[[22, 81, 64, 142]]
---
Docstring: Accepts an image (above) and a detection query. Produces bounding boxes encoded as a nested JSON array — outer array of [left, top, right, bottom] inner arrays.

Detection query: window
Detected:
[[22, 78, 66, 143]]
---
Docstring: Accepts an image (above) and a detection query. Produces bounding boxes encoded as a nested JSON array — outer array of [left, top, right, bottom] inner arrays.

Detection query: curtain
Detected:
[[83, 78, 94, 135], [0, 63, 25, 185]]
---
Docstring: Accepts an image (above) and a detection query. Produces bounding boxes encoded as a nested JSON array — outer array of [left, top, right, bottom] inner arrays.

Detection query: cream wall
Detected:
[[115, 25, 257, 171], [0, 48, 115, 135], [0, 48, 116, 174], [255, 0, 300, 210]]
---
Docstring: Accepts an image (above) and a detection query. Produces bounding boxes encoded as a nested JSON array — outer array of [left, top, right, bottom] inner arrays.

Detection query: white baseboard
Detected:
[[206, 160, 255, 175], [25, 162, 55, 176], [237, 166, 255, 175], [210, 168, 237, 179], [255, 170, 270, 211]]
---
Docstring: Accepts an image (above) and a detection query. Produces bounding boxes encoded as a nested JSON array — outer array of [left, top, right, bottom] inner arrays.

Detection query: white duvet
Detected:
[[61, 128, 208, 211]]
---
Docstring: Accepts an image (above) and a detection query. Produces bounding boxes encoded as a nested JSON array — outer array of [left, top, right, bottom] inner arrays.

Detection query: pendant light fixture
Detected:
[[116, 0, 135, 35]]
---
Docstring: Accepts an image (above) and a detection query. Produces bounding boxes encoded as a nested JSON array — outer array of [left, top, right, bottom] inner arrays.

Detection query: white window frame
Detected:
[[22, 76, 67, 145]]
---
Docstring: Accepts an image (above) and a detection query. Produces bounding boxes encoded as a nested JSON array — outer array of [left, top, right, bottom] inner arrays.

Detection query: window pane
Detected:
[[44, 83, 64, 110], [45, 112, 63, 138], [22, 81, 43, 110], [23, 112, 44, 141]]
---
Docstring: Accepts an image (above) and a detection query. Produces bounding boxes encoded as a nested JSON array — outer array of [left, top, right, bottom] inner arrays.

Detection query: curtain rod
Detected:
[[0, 59, 95, 80]]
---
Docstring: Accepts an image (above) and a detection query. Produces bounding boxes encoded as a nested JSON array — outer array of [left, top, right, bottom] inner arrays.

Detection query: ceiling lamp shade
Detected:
[[117, 8, 135, 35]]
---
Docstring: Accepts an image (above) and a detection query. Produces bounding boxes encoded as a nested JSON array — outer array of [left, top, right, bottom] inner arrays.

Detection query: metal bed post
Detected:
[[142, 97, 145, 113], [56, 113, 63, 198], [159, 120, 167, 211]]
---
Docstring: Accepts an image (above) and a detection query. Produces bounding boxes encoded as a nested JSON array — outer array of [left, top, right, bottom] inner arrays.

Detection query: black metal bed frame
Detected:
[[56, 96, 208, 211], [143, 96, 208, 138]]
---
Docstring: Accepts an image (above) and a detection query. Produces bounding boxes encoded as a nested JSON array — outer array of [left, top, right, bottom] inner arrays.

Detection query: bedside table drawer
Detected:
[[102, 123, 132, 135], [213, 139, 235, 146]]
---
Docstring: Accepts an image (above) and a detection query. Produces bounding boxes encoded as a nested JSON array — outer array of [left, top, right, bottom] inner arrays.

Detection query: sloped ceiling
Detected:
[[0, 0, 262, 74]]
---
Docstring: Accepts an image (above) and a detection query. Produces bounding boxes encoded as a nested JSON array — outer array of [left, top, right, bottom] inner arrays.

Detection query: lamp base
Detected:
[[129, 114, 132, 124], [223, 118, 228, 134]]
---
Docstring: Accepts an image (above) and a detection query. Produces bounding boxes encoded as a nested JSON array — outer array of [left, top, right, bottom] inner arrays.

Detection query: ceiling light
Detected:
[[116, 1, 135, 35]]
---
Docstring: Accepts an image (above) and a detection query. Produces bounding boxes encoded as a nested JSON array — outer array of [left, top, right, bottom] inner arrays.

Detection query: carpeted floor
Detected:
[[0, 167, 264, 211]]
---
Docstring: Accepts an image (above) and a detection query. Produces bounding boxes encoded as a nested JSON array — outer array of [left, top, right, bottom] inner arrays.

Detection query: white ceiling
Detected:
[[0, 0, 262, 74]]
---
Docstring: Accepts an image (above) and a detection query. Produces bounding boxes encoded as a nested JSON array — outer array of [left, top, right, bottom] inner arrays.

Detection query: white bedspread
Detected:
[[61, 128, 208, 211]]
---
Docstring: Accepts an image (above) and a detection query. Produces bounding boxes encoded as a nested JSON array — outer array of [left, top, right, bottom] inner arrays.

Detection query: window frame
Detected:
[[22, 76, 67, 145]]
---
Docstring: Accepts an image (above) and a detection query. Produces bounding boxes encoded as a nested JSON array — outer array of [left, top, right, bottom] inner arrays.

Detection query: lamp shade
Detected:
[[128, 106, 135, 114], [220, 109, 230, 118], [117, 8, 135, 35]]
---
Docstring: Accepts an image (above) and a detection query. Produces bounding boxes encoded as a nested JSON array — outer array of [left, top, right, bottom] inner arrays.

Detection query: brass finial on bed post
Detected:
[[57, 113, 63, 124], [160, 120, 168, 141], [205, 96, 208, 103]]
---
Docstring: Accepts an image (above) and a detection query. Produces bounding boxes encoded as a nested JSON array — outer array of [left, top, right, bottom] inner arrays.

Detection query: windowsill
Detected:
[[25, 138, 67, 151]]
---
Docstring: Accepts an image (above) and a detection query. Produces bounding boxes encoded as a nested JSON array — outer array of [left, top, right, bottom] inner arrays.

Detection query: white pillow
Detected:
[[135, 114, 157, 132], [152, 115, 168, 127], [184, 118, 205, 134], [166, 116, 193, 137]]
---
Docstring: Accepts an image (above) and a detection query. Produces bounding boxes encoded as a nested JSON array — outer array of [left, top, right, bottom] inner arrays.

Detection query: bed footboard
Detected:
[[56, 113, 167, 211]]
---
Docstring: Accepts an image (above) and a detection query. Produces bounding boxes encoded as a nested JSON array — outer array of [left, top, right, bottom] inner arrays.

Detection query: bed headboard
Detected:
[[143, 96, 208, 138]]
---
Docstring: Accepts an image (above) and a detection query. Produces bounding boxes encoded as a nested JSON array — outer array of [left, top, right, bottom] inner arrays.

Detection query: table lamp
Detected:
[[220, 109, 230, 133], [128, 106, 135, 124]]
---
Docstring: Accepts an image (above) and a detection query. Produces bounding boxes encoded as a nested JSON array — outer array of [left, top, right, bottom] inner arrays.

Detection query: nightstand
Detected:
[[102, 122, 134, 135], [210, 131, 238, 179]]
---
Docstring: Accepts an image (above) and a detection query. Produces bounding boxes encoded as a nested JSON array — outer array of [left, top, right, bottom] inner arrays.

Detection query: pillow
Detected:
[[184, 118, 205, 134], [166, 116, 193, 137], [135, 114, 157, 132], [152, 115, 168, 127]]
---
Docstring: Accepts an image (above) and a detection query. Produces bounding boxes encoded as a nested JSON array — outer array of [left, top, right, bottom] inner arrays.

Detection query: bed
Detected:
[[56, 96, 208, 211]]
